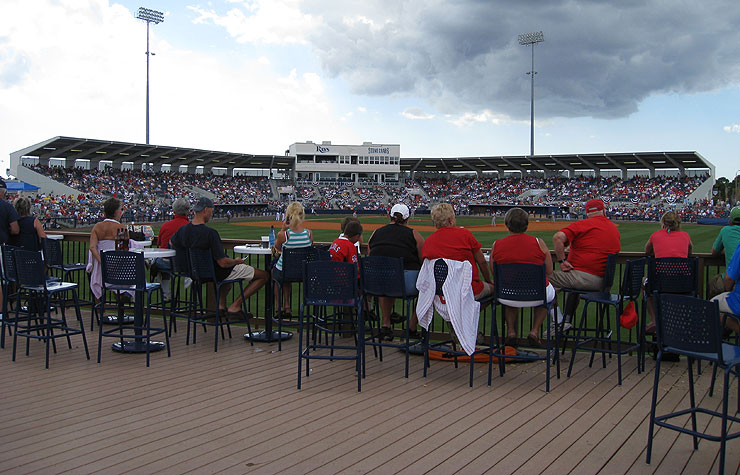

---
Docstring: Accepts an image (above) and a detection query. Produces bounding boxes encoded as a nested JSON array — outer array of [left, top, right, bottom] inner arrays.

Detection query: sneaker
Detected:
[[562, 322, 572, 332], [380, 326, 393, 342]]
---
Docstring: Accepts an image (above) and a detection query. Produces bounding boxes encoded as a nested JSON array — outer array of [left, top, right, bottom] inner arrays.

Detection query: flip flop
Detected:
[[526, 334, 543, 348]]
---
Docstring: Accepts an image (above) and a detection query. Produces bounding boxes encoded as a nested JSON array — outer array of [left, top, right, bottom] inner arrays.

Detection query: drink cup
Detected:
[[261, 236, 269, 248]]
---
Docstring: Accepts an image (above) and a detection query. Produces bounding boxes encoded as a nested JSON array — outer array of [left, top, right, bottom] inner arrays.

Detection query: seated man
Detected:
[[551, 199, 621, 330], [711, 240, 740, 334], [170, 197, 268, 316], [153, 197, 191, 301]]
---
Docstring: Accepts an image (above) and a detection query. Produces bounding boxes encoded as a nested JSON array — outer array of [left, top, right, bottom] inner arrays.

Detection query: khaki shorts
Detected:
[[475, 281, 494, 301], [226, 264, 256, 282], [711, 293, 737, 315], [549, 269, 603, 292]]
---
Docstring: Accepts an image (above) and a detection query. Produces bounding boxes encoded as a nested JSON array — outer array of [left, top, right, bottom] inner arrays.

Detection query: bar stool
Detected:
[[12, 249, 89, 368], [99, 250, 170, 366]]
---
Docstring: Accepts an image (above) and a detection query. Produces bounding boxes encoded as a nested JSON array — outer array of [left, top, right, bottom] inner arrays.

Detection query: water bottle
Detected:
[[269, 226, 276, 248]]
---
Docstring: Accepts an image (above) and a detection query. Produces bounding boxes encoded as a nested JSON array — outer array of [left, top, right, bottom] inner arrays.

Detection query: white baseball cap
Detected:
[[390, 203, 410, 220]]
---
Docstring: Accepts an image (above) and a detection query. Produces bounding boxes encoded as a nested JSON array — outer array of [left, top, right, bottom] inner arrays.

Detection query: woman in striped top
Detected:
[[272, 201, 313, 316]]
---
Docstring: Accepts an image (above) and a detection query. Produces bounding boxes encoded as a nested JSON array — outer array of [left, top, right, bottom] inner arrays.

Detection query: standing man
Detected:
[[0, 179, 20, 311], [171, 197, 268, 316], [551, 198, 621, 330]]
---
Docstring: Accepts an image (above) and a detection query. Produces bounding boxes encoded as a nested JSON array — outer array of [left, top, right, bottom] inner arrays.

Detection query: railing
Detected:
[[50, 231, 726, 340]]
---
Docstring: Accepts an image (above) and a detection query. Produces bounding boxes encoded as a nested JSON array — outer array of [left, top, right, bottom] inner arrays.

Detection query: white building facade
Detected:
[[288, 141, 401, 184]]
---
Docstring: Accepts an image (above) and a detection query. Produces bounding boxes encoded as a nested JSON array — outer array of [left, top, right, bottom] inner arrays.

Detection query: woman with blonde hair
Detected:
[[11, 196, 47, 251], [272, 202, 313, 316]]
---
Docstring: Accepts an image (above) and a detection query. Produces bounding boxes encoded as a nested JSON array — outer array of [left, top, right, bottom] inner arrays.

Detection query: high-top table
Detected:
[[233, 245, 292, 343], [109, 248, 174, 353]]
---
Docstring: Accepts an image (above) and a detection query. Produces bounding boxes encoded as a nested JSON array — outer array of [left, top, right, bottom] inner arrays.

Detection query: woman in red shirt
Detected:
[[490, 208, 554, 347], [645, 211, 693, 332], [421, 203, 493, 300]]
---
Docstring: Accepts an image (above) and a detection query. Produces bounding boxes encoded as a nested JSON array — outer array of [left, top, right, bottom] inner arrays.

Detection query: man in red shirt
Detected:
[[155, 197, 191, 301], [551, 198, 621, 330]]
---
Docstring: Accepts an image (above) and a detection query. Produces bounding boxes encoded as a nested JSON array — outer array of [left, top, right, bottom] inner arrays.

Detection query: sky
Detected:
[[1, 0, 739, 179]]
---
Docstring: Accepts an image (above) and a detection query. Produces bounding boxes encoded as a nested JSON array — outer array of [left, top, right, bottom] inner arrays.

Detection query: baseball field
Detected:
[[169, 215, 722, 253]]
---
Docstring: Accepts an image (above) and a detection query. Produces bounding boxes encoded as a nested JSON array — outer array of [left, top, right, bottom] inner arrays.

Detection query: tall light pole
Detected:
[[136, 7, 164, 145], [518, 31, 544, 157]]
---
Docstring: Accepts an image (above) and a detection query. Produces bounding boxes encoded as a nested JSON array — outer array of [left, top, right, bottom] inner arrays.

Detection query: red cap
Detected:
[[585, 199, 605, 213], [620, 302, 638, 329]]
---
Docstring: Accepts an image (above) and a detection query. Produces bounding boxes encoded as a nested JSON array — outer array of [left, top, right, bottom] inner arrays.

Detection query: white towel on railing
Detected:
[[415, 258, 480, 355]]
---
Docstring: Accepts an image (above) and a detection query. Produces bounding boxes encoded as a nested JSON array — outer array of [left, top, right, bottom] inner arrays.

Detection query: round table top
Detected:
[[46, 234, 64, 240], [132, 248, 175, 258], [134, 240, 152, 247], [233, 245, 272, 255]]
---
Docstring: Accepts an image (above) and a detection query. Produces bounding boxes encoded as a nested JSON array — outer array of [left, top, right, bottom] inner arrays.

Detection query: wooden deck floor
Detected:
[[1, 316, 738, 475]]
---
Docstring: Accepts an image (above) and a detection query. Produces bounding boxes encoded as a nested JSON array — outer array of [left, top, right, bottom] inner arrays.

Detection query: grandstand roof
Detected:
[[399, 151, 712, 175], [10, 136, 713, 176], [10, 136, 294, 171]]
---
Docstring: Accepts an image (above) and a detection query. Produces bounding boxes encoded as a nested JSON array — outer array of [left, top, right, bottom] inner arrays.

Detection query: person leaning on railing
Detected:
[[708, 206, 740, 299]]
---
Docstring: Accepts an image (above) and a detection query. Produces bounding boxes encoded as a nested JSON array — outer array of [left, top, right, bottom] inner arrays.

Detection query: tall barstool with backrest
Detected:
[[0, 245, 21, 349], [645, 256, 698, 367], [12, 249, 89, 369], [187, 247, 253, 352], [360, 255, 417, 378], [274, 246, 326, 351], [557, 254, 618, 353], [99, 250, 170, 367], [491, 261, 558, 391], [298, 260, 364, 392], [646, 294, 740, 474], [567, 257, 645, 385], [420, 259, 495, 387], [42, 238, 93, 328]]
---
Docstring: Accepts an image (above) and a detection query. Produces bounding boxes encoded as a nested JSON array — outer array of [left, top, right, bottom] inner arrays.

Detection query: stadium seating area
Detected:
[[13, 164, 723, 226]]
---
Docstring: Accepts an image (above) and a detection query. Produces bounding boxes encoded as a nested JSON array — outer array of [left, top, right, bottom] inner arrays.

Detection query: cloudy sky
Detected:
[[1, 0, 739, 178]]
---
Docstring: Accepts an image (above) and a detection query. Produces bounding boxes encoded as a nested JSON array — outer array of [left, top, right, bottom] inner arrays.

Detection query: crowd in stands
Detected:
[[12, 164, 722, 225]]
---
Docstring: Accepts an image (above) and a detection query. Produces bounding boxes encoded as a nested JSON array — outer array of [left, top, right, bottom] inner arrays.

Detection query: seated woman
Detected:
[[368, 203, 424, 341], [272, 201, 313, 316], [422, 203, 493, 300], [490, 208, 554, 347], [87, 197, 142, 300], [644, 211, 693, 333], [11, 197, 46, 251]]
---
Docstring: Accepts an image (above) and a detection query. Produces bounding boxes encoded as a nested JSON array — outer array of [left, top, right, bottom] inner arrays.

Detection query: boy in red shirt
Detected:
[[330, 220, 362, 271]]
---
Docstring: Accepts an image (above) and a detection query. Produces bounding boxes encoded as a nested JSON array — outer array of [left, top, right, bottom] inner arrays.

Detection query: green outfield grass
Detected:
[[152, 215, 721, 253]]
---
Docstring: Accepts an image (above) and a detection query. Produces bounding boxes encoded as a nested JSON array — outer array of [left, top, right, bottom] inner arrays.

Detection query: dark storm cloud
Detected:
[[302, 0, 740, 119]]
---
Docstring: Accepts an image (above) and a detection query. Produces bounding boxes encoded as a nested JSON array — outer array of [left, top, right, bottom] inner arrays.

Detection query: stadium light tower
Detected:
[[136, 7, 164, 145], [518, 30, 544, 157]]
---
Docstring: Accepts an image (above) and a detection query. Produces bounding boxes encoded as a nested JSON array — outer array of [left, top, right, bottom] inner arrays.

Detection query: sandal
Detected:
[[526, 334, 543, 348], [390, 312, 405, 324], [380, 326, 394, 342], [505, 336, 518, 347]]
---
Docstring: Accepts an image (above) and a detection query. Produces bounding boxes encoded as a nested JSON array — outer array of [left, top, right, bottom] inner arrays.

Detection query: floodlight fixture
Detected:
[[136, 7, 165, 145], [518, 31, 544, 46], [518, 30, 544, 157]]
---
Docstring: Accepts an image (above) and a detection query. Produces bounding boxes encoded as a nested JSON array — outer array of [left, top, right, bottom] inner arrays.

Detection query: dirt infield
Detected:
[[235, 220, 567, 232]]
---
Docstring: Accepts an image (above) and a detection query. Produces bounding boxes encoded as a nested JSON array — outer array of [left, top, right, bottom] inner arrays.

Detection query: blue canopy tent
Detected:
[[6, 181, 40, 192]]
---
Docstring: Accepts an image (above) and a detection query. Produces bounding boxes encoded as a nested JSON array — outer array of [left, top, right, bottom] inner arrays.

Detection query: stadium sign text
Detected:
[[316, 145, 330, 153], [367, 147, 390, 154]]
